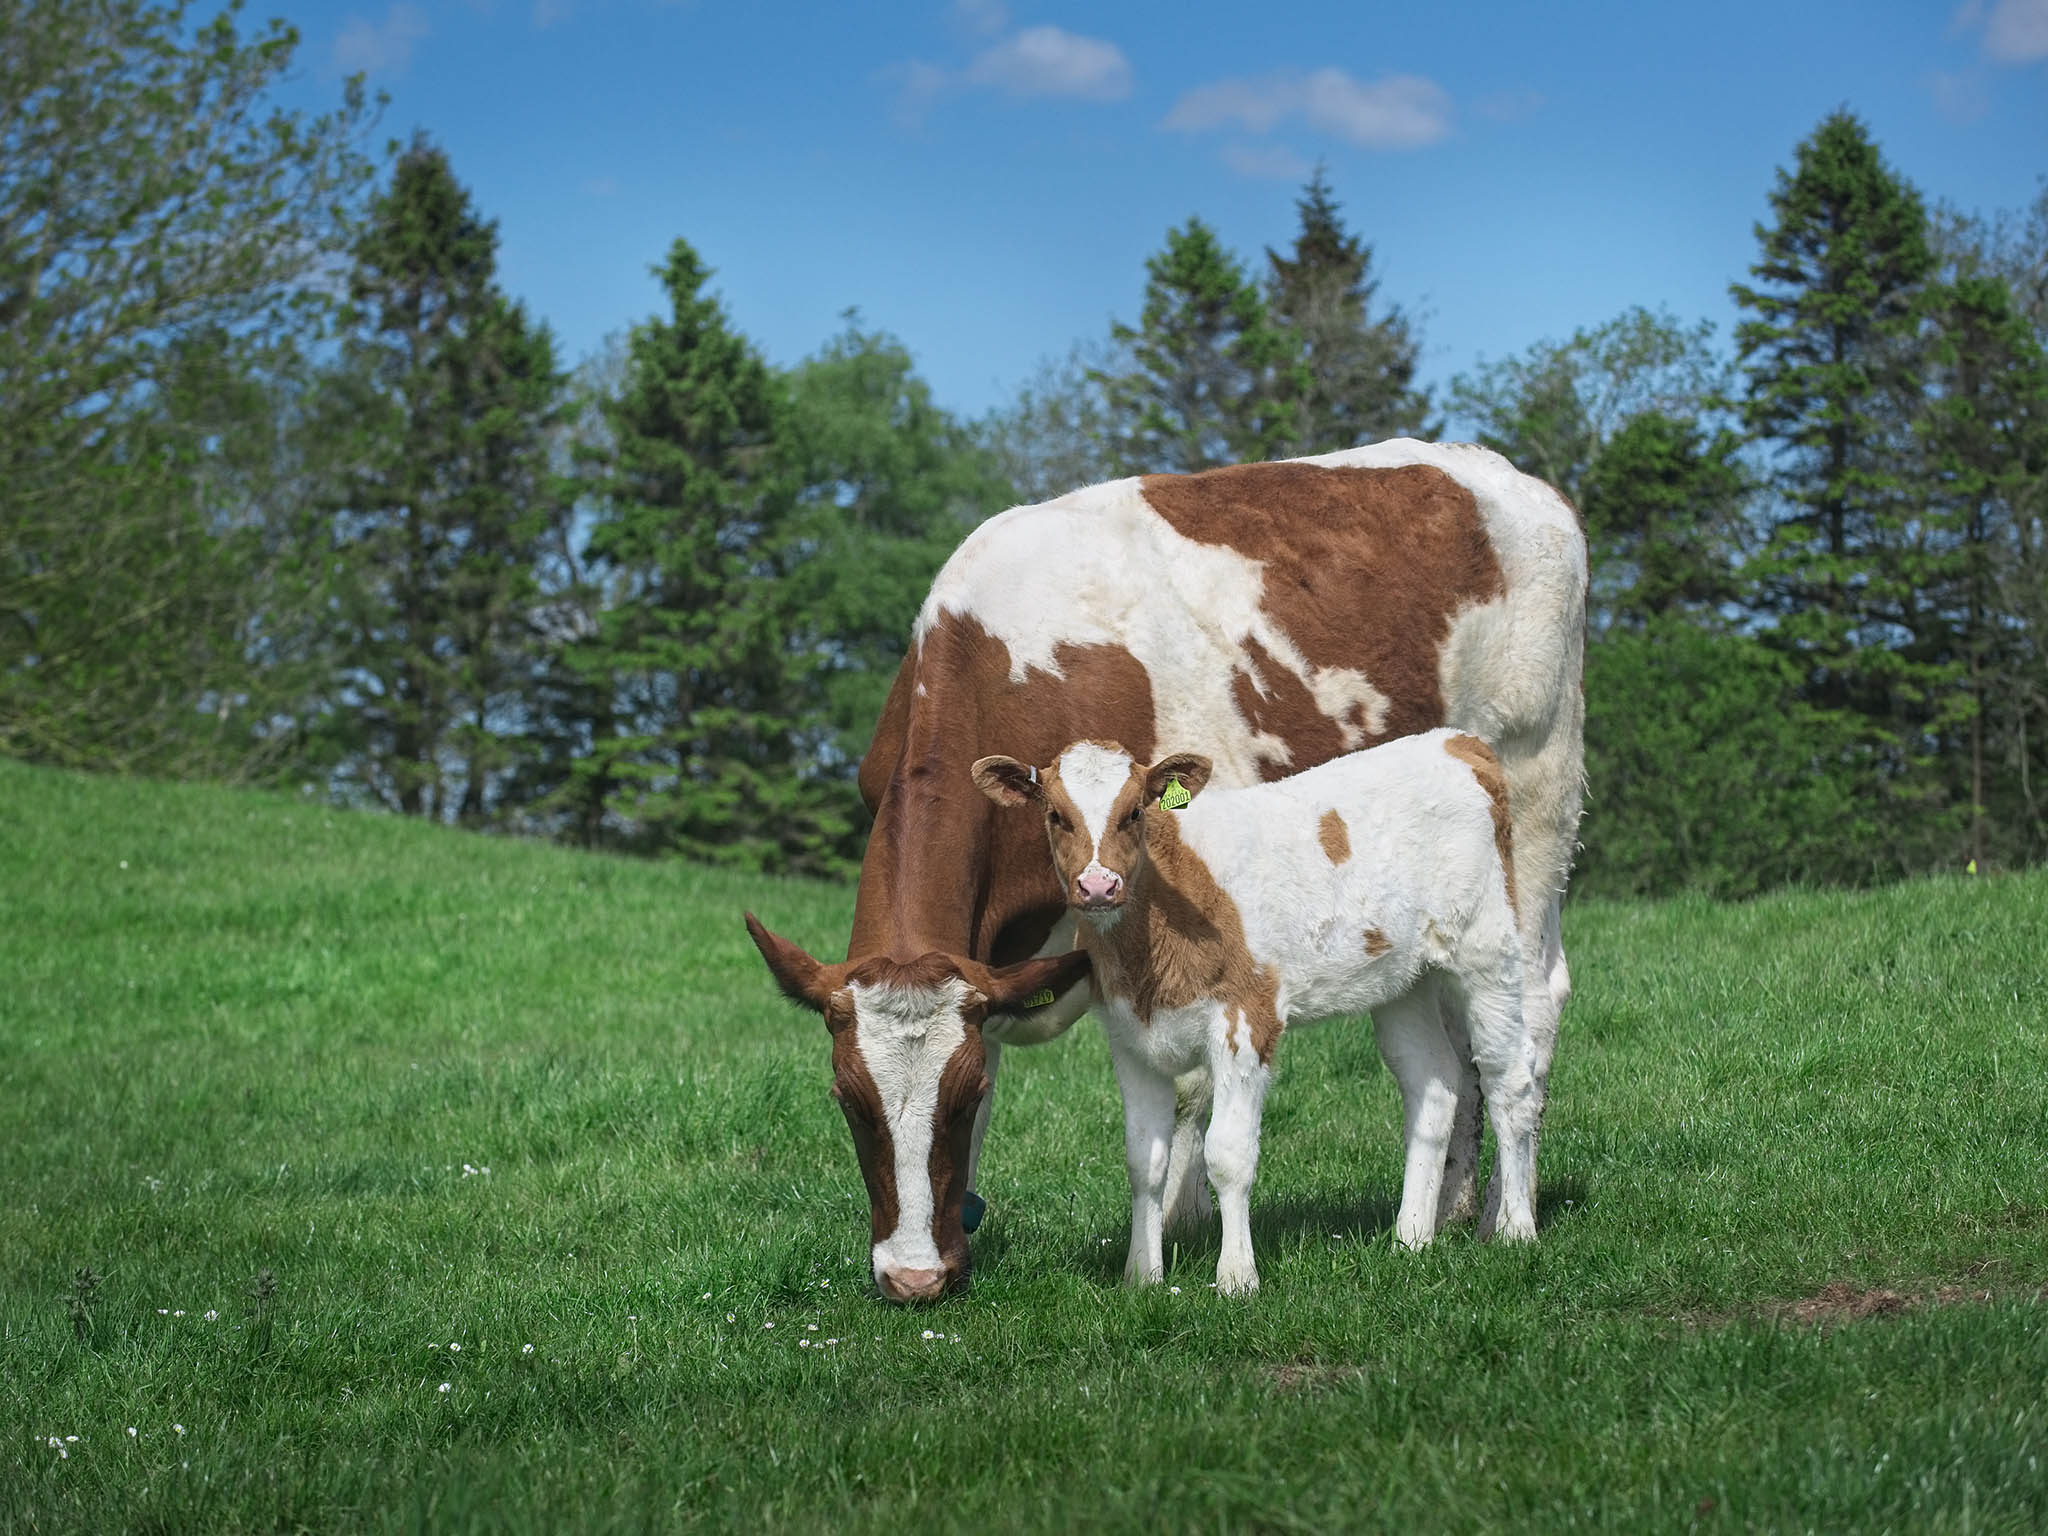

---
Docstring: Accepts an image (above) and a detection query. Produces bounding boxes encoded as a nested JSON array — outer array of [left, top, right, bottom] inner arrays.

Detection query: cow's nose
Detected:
[[1075, 869, 1124, 906], [877, 1267, 948, 1305]]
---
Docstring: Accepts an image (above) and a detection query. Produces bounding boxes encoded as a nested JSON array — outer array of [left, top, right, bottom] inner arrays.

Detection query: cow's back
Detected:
[[859, 440, 1585, 964]]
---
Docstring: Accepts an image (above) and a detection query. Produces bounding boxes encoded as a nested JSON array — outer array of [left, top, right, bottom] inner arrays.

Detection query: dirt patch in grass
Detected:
[[1685, 1273, 2042, 1331]]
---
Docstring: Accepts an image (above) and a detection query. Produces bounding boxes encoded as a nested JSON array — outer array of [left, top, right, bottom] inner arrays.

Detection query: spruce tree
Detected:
[[1098, 219, 1301, 473], [1265, 168, 1431, 450], [322, 139, 567, 823], [1732, 118, 1942, 688], [566, 239, 846, 873], [1918, 271, 2048, 866]]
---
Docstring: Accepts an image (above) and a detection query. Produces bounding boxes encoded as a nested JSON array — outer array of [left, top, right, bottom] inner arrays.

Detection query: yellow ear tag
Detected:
[[1159, 777, 1191, 811], [1022, 987, 1057, 1009]]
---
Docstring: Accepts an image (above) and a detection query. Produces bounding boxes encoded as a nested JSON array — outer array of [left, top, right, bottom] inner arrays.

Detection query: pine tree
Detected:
[[1918, 270, 2048, 866], [321, 139, 567, 823], [1098, 219, 1301, 473], [565, 239, 847, 873], [1731, 110, 1957, 868], [1265, 168, 1431, 451]]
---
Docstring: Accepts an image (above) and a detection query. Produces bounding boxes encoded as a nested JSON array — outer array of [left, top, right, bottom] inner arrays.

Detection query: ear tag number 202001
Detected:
[[1159, 777, 1191, 811]]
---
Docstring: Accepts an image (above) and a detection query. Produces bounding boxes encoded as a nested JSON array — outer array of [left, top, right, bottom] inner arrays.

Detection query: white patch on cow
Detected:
[[920, 438, 1585, 958], [848, 976, 973, 1280]]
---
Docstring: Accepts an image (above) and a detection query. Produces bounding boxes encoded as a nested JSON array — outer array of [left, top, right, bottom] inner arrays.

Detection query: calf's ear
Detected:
[[743, 912, 835, 1013], [978, 948, 1092, 1016], [971, 755, 1044, 808], [1144, 752, 1213, 806]]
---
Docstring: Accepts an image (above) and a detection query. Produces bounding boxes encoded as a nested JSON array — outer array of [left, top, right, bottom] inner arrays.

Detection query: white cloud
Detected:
[[1165, 68, 1451, 149], [1221, 142, 1312, 181], [1955, 0, 2048, 61], [963, 26, 1133, 100], [333, 3, 428, 76]]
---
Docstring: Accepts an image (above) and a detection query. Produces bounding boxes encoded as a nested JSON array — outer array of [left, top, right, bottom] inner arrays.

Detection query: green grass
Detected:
[[3, 757, 2046, 1534]]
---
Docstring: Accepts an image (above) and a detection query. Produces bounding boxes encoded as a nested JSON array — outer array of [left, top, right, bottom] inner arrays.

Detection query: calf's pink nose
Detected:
[[1075, 869, 1123, 905]]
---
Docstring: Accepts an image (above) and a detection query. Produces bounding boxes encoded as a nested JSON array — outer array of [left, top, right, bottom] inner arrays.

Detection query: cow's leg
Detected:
[[1372, 980, 1463, 1250], [1434, 993, 1484, 1229], [1204, 1005, 1272, 1296], [1162, 1067, 1214, 1236], [1108, 1042, 1176, 1286], [1453, 967, 1541, 1245], [961, 1040, 1002, 1232]]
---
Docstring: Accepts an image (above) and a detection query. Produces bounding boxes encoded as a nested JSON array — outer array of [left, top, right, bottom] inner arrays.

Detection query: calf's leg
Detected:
[[1372, 981, 1464, 1249], [1108, 1043, 1177, 1286], [1204, 1005, 1273, 1295], [1162, 1068, 1215, 1236]]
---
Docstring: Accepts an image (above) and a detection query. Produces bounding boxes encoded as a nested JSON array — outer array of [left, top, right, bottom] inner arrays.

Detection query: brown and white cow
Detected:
[[747, 440, 1586, 1301]]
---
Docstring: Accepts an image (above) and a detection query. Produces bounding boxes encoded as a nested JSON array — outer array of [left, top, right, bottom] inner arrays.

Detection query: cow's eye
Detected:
[[1124, 805, 1143, 826], [1046, 810, 1065, 830]]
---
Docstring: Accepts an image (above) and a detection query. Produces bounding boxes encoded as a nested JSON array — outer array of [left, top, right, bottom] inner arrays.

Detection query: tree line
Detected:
[[4, 2, 2044, 897]]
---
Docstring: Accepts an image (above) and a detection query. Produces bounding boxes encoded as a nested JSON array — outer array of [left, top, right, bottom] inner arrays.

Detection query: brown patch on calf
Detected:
[[1141, 462, 1507, 741], [1318, 809, 1351, 865], [1077, 787, 1286, 1066], [1442, 733, 1517, 918], [1363, 928, 1391, 958]]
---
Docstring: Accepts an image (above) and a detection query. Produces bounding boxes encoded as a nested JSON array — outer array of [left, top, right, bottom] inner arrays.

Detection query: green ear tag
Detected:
[[1022, 987, 1057, 1009], [1159, 777, 1191, 811]]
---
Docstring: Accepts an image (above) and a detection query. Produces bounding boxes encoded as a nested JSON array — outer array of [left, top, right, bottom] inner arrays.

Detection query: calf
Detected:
[[972, 730, 1548, 1294]]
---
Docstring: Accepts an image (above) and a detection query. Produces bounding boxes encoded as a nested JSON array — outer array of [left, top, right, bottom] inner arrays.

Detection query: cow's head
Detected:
[[971, 741, 1212, 922], [742, 916, 1089, 1304]]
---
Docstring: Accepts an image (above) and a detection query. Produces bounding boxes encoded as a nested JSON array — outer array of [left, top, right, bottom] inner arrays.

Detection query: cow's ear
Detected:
[[1144, 752, 1212, 806], [744, 913, 834, 1013], [971, 755, 1044, 808], [981, 949, 1091, 1016]]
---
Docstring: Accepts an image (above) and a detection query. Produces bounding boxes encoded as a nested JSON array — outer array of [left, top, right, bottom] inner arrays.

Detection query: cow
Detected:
[[746, 439, 1586, 1303], [970, 731, 1545, 1295]]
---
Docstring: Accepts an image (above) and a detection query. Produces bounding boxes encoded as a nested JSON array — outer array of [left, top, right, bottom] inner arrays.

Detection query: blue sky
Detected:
[[281, 0, 2048, 423]]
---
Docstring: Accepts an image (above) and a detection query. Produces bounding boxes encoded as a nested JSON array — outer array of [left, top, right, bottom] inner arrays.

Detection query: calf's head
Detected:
[[972, 741, 1212, 921], [742, 916, 1089, 1304]]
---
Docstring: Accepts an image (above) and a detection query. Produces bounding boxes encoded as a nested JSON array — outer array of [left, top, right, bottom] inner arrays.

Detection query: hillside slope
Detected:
[[3, 759, 2045, 1533]]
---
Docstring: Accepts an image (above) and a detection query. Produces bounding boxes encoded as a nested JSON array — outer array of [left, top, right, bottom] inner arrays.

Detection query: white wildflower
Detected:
[[725, 1313, 735, 1323], [763, 1321, 775, 1329], [438, 1382, 451, 1394], [1169, 1286, 1181, 1295], [522, 1344, 534, 1355], [701, 1292, 711, 1301], [807, 1323, 819, 1332], [204, 1310, 218, 1321], [799, 1338, 811, 1348], [127, 1427, 137, 1438], [448, 1342, 460, 1353], [922, 1329, 935, 1340], [173, 1310, 185, 1317], [172, 1425, 185, 1436]]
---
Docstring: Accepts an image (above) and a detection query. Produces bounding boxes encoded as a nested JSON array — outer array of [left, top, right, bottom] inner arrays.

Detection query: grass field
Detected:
[[3, 758, 2046, 1533]]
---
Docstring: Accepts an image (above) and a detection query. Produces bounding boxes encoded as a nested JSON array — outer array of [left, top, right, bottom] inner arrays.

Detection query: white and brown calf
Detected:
[[973, 730, 1550, 1294]]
